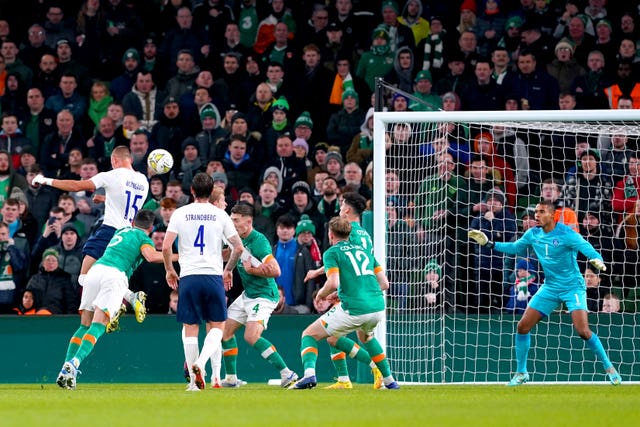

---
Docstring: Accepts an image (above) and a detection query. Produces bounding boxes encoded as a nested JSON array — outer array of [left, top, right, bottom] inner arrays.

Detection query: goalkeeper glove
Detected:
[[589, 258, 606, 272], [468, 230, 494, 248]]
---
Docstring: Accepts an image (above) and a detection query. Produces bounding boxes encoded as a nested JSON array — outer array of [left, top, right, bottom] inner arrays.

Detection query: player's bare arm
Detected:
[[376, 270, 390, 291], [223, 234, 243, 289], [244, 257, 281, 278], [316, 271, 339, 300], [32, 174, 97, 192], [304, 266, 324, 282], [162, 230, 180, 289], [142, 245, 178, 263]]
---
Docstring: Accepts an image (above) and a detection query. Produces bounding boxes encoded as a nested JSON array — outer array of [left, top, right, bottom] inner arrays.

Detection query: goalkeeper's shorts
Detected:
[[529, 286, 587, 316]]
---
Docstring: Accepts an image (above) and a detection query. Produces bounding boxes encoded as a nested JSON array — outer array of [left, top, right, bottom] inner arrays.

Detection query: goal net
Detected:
[[372, 109, 640, 384]]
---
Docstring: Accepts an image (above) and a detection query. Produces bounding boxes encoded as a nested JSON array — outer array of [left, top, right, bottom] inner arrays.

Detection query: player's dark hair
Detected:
[[191, 172, 214, 199], [134, 209, 156, 229], [537, 199, 556, 212], [328, 216, 352, 239], [341, 192, 366, 216], [231, 201, 254, 217]]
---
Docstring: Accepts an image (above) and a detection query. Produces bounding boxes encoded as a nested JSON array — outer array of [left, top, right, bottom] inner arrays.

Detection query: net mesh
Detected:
[[378, 112, 640, 383]]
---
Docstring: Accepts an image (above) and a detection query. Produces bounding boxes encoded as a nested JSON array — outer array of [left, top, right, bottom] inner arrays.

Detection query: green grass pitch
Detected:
[[2, 383, 639, 427]]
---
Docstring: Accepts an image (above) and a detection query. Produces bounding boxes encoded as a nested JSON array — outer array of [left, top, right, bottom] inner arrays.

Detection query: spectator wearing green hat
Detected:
[[110, 48, 141, 102], [293, 111, 314, 145], [420, 259, 443, 309], [26, 247, 76, 314], [378, 0, 415, 54], [272, 214, 316, 313], [264, 96, 293, 161], [497, 15, 523, 61], [409, 69, 443, 111], [195, 103, 226, 164], [326, 88, 365, 157], [356, 26, 394, 91]]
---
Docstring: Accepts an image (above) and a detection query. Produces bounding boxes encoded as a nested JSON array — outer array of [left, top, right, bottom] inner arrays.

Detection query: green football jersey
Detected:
[[237, 229, 279, 302], [95, 227, 154, 278], [349, 221, 380, 269], [323, 240, 385, 315]]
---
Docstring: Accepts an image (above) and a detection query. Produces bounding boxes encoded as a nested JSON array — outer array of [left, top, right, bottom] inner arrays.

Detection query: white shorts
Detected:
[[79, 264, 128, 319], [227, 292, 277, 329], [319, 303, 384, 337]]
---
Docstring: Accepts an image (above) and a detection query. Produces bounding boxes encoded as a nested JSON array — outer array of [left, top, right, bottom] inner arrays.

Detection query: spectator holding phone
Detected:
[[30, 206, 66, 272]]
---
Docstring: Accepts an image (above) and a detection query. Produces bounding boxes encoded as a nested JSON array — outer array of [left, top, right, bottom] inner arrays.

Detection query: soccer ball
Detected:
[[147, 149, 174, 175]]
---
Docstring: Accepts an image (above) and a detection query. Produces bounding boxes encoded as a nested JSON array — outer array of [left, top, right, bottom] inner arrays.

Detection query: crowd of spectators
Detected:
[[0, 0, 639, 315]]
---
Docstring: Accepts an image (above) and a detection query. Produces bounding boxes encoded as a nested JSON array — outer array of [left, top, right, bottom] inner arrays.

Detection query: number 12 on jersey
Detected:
[[194, 225, 206, 255], [345, 250, 373, 276]]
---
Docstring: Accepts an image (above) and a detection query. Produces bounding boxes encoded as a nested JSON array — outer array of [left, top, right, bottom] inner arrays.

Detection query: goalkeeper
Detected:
[[469, 199, 621, 386]]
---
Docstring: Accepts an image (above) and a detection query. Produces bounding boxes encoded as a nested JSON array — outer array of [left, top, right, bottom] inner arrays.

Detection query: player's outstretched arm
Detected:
[[32, 174, 97, 192], [468, 230, 495, 248], [317, 271, 339, 300], [142, 245, 178, 263], [589, 258, 607, 272], [304, 266, 324, 282]]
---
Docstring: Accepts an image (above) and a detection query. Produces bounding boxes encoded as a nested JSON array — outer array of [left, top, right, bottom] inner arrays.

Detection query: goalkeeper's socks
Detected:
[[515, 333, 531, 373], [73, 322, 106, 366], [362, 338, 392, 378], [252, 337, 288, 371], [222, 336, 238, 376], [301, 335, 319, 375], [329, 347, 350, 378], [65, 324, 88, 361], [335, 336, 373, 365], [586, 333, 614, 371]]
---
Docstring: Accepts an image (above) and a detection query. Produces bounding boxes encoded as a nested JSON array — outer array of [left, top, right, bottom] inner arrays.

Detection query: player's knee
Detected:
[[326, 336, 338, 346], [575, 326, 591, 340], [243, 331, 260, 345]]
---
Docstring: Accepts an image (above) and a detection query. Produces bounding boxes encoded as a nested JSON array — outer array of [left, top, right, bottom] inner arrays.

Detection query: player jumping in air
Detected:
[[33, 146, 150, 329], [469, 199, 622, 386], [56, 210, 174, 389]]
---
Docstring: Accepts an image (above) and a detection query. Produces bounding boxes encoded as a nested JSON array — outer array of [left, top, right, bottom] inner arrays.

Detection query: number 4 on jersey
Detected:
[[194, 225, 205, 255]]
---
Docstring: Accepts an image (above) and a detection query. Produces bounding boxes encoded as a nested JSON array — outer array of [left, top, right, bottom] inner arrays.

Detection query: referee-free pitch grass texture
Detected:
[[1, 384, 639, 427]]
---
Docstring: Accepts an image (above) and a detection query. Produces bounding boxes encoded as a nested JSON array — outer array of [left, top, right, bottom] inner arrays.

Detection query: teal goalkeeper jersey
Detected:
[[95, 227, 154, 279], [323, 240, 385, 315], [237, 229, 279, 302], [494, 222, 602, 291]]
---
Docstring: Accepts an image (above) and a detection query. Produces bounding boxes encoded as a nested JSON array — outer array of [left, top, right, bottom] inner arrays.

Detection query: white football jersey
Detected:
[[167, 202, 238, 277], [90, 168, 150, 229]]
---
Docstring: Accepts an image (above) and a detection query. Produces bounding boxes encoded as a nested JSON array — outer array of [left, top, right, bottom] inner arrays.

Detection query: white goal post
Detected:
[[373, 109, 640, 384]]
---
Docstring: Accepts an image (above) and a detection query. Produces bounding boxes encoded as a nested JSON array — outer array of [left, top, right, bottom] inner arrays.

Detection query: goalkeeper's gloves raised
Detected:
[[468, 230, 494, 248], [589, 258, 607, 272]]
